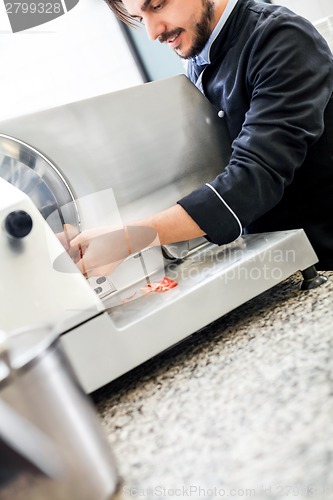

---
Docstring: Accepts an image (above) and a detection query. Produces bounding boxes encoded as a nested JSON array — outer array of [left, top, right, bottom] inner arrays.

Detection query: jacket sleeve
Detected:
[[178, 14, 333, 245]]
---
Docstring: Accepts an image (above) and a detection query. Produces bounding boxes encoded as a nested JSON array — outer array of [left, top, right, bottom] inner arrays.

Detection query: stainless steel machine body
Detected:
[[0, 76, 321, 393], [0, 325, 118, 499]]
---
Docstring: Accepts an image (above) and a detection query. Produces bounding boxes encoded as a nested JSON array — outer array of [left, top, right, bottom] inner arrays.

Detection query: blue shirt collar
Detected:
[[193, 0, 239, 66]]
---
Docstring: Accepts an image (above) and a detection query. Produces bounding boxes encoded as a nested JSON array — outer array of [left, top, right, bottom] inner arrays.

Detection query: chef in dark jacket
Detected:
[[71, 0, 333, 273]]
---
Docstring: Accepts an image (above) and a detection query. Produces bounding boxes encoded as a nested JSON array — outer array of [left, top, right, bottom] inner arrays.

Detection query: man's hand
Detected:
[[57, 224, 160, 277], [69, 226, 129, 277], [56, 204, 204, 277]]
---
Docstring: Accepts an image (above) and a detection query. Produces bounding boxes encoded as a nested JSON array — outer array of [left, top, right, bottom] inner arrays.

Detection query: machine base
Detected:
[[61, 229, 322, 393]]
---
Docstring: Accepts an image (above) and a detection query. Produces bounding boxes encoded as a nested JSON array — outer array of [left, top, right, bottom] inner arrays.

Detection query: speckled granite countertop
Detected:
[[93, 270, 333, 500]]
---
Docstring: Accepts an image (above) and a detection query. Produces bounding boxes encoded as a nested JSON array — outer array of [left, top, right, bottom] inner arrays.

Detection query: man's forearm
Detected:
[[67, 204, 206, 276], [134, 204, 205, 246]]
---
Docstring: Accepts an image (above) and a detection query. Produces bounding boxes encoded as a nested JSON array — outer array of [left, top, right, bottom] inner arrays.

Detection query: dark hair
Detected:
[[104, 0, 138, 27]]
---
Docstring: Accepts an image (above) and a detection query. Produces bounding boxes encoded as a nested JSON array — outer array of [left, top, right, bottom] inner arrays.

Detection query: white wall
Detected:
[[1, 0, 331, 124], [0, 0, 143, 120], [272, 0, 333, 22]]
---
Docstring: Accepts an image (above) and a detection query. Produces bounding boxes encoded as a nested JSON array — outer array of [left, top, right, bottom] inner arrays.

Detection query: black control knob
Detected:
[[4, 210, 33, 238]]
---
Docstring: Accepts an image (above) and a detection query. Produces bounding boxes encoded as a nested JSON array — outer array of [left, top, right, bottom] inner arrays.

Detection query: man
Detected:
[[71, 0, 333, 273]]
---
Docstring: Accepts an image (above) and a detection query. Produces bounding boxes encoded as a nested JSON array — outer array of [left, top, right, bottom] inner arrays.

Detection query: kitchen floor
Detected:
[[93, 270, 333, 500]]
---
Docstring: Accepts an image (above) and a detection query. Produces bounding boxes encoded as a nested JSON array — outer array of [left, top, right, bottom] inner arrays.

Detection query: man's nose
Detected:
[[144, 16, 166, 41]]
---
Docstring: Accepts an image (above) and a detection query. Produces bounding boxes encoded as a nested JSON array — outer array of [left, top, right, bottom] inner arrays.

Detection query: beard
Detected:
[[184, 0, 215, 59], [159, 0, 215, 60]]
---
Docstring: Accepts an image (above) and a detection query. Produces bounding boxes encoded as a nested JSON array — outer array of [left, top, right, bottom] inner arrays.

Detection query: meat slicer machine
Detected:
[[0, 76, 326, 393]]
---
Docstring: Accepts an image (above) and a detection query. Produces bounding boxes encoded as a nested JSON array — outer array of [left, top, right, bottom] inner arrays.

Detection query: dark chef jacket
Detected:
[[177, 0, 333, 270]]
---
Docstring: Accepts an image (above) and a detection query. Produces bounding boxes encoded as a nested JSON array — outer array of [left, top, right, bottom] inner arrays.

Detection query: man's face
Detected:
[[121, 0, 217, 59]]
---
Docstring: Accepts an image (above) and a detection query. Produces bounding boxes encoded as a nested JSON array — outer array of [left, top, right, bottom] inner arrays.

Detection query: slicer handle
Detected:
[[4, 210, 33, 238]]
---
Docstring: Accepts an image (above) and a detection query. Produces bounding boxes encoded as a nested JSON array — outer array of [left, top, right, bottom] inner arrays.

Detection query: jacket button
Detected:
[[218, 109, 225, 118]]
